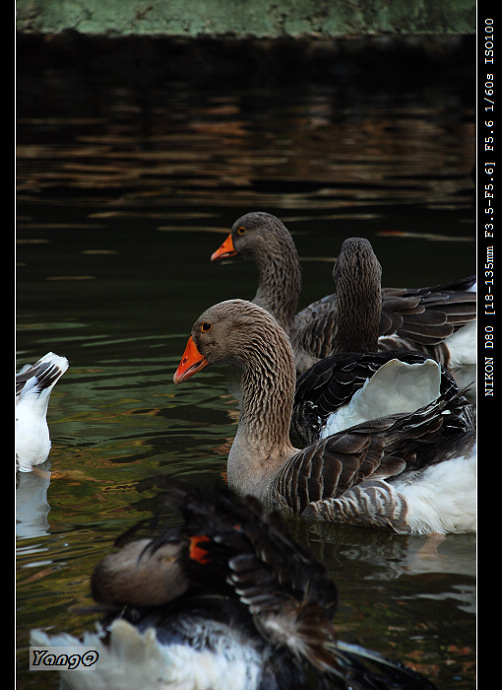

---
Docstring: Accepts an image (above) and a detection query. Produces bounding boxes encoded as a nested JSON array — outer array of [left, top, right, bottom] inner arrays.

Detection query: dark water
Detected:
[[16, 53, 476, 690]]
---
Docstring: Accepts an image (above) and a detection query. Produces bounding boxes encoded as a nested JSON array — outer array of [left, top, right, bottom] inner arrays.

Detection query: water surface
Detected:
[[17, 64, 475, 689]]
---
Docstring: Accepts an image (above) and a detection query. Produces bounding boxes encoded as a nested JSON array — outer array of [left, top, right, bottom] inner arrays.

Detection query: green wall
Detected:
[[16, 0, 476, 37]]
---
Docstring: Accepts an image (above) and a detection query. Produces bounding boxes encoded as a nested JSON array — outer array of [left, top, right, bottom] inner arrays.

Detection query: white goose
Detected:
[[174, 300, 475, 535], [16, 352, 69, 472], [211, 212, 476, 378], [31, 486, 439, 689]]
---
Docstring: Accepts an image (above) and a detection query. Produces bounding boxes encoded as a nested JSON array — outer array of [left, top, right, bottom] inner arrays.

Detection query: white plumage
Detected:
[[319, 357, 442, 438], [16, 352, 69, 471]]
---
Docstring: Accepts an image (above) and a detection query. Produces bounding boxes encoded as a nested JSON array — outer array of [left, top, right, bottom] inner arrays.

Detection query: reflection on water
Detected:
[[16, 468, 51, 541], [17, 60, 475, 690]]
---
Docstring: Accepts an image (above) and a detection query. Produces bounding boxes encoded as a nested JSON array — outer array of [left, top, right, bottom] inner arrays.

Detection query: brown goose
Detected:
[[211, 212, 476, 375], [292, 238, 476, 417], [327, 237, 476, 389], [174, 299, 475, 535]]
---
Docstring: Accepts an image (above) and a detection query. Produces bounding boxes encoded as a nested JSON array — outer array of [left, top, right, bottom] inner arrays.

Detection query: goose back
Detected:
[[291, 349, 473, 447]]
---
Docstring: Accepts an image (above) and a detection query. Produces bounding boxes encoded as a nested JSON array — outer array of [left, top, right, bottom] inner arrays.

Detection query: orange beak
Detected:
[[211, 234, 237, 261], [173, 336, 209, 384]]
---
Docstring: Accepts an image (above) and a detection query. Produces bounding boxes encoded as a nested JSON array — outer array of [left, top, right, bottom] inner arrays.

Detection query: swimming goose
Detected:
[[327, 237, 476, 394], [290, 349, 472, 447], [211, 212, 476, 376], [31, 486, 439, 689], [174, 300, 475, 535], [16, 352, 69, 472]]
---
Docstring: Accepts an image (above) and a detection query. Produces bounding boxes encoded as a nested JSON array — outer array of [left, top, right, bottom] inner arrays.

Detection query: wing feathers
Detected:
[[294, 278, 476, 366], [279, 393, 469, 513]]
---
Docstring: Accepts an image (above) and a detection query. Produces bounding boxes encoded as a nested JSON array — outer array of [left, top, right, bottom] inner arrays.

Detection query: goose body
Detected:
[[288, 238, 475, 447], [174, 300, 475, 535], [305, 434, 476, 534], [211, 213, 476, 378], [31, 487, 439, 689], [291, 349, 471, 447], [31, 619, 264, 690], [16, 352, 69, 471]]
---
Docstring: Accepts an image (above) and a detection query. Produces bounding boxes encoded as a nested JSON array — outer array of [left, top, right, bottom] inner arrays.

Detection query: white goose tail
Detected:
[[16, 352, 69, 471]]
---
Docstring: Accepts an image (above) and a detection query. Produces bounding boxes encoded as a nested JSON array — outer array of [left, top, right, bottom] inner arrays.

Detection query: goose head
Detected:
[[211, 212, 294, 264], [91, 537, 189, 607], [173, 299, 296, 386], [211, 213, 301, 332]]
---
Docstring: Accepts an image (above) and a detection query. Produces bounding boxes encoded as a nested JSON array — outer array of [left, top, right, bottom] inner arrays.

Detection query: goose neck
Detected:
[[227, 342, 296, 498], [253, 244, 301, 334], [333, 274, 382, 353]]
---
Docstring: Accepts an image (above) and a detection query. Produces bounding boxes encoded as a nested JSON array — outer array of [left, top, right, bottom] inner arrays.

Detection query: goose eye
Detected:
[[201, 322, 212, 332], [236, 226, 247, 235]]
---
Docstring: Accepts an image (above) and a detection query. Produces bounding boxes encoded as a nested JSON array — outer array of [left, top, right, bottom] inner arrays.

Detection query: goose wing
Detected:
[[379, 275, 476, 347], [291, 350, 470, 447], [276, 394, 467, 515], [292, 276, 476, 369], [128, 487, 341, 677], [159, 488, 338, 613]]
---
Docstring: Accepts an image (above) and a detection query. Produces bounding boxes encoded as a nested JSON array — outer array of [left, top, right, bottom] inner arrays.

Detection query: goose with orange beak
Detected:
[[173, 299, 475, 535]]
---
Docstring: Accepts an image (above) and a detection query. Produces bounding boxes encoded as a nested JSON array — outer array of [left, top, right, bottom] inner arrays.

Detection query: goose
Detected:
[[16, 352, 69, 472], [173, 299, 475, 535], [326, 236, 476, 395], [289, 239, 476, 439], [31, 486, 439, 689], [210, 212, 476, 376]]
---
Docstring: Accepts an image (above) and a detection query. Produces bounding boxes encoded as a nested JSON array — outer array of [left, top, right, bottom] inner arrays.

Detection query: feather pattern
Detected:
[[276, 394, 468, 515], [326, 237, 476, 367], [291, 349, 473, 447], [305, 432, 476, 534]]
